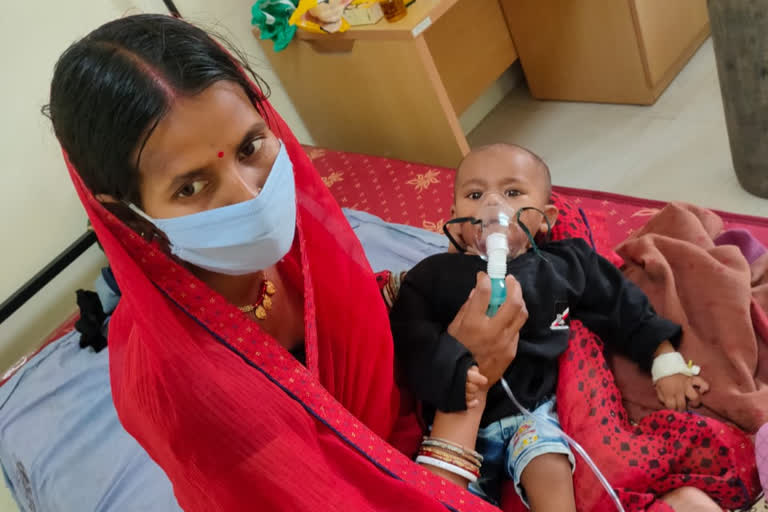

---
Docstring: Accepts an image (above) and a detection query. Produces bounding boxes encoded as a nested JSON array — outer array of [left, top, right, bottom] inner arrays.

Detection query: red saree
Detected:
[[62, 33, 759, 510], [64, 92, 497, 510]]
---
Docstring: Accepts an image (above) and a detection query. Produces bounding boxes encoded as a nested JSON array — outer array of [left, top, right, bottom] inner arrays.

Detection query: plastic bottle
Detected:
[[380, 0, 407, 22]]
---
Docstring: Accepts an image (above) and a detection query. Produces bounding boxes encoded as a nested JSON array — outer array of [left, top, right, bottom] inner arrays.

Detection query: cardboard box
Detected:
[[344, 1, 384, 26]]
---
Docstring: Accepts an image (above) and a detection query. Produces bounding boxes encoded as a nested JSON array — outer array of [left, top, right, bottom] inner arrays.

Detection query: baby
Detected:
[[390, 144, 709, 511]]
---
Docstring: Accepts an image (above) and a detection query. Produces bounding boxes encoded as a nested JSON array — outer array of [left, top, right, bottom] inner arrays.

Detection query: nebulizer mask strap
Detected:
[[443, 208, 552, 259], [514, 206, 551, 260], [443, 217, 479, 253]]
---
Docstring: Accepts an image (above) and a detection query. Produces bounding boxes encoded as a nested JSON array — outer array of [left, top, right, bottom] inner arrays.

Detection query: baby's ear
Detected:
[[540, 204, 559, 234]]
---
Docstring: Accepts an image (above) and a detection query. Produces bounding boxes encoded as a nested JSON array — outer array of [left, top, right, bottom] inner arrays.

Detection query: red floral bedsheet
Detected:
[[308, 146, 764, 512]]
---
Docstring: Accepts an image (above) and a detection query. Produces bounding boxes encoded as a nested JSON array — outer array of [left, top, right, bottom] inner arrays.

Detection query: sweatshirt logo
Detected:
[[550, 307, 570, 331]]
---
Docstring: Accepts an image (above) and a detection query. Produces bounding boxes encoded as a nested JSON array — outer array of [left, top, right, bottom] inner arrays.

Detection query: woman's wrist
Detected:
[[425, 391, 487, 488]]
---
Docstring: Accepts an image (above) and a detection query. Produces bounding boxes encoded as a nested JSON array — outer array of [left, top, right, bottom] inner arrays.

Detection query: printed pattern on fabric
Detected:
[[557, 322, 759, 511], [68, 95, 500, 512], [406, 169, 441, 193], [306, 145, 768, 254], [310, 146, 763, 512], [97, 182, 495, 512]]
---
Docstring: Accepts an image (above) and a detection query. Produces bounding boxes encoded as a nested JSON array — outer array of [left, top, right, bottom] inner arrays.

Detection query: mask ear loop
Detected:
[[516, 207, 551, 260], [443, 217, 479, 253], [118, 201, 169, 248]]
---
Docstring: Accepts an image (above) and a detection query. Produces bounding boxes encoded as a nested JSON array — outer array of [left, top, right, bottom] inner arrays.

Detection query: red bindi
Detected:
[[217, 151, 224, 158]]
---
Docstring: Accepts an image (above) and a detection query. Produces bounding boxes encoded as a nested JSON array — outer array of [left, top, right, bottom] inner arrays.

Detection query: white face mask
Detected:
[[129, 143, 296, 275]]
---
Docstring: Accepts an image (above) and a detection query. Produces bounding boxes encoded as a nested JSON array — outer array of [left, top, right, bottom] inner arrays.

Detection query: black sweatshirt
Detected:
[[390, 238, 681, 428]]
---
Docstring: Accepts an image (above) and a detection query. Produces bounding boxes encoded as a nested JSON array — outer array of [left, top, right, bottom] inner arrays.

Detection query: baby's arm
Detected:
[[390, 262, 477, 412], [652, 341, 710, 411], [568, 240, 710, 409]]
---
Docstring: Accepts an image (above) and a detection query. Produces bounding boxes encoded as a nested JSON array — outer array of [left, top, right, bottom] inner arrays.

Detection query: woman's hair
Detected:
[[45, 14, 270, 205]]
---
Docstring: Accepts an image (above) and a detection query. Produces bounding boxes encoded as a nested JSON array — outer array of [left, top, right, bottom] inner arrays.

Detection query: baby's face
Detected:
[[452, 147, 553, 241]]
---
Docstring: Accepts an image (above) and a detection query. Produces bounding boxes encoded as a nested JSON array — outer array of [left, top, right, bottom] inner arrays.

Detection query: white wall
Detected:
[[0, 0, 311, 373]]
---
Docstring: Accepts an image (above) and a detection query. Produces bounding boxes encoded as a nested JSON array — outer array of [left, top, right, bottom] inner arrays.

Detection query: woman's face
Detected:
[[136, 81, 280, 219]]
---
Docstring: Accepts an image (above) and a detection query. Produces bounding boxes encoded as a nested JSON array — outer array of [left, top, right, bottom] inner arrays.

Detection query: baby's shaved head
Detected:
[[450, 143, 558, 246], [456, 144, 551, 200]]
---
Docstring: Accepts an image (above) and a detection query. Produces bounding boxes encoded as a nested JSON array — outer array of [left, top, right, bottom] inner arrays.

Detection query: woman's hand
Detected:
[[448, 272, 528, 386]]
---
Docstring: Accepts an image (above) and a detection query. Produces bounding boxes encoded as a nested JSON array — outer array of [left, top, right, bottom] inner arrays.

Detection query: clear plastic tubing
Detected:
[[484, 224, 625, 512], [498, 378, 625, 512]]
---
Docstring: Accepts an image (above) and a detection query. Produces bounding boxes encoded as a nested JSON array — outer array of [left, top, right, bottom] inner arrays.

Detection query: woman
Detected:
[[48, 14, 523, 511], [48, 14, 734, 512]]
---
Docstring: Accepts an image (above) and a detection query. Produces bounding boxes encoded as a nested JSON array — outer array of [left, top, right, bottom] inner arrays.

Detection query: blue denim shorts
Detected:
[[468, 398, 575, 507]]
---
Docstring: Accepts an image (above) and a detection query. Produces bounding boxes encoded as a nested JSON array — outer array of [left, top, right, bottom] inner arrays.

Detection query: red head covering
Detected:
[[63, 41, 496, 512]]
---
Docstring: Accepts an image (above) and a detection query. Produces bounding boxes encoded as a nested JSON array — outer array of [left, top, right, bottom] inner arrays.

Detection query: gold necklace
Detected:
[[238, 277, 277, 320]]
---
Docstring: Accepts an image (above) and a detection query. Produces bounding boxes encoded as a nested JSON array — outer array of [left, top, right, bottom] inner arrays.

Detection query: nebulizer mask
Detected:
[[443, 198, 626, 511], [443, 200, 545, 258]]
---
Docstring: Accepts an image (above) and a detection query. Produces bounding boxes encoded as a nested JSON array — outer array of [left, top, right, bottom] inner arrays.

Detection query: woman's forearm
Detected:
[[422, 394, 487, 488]]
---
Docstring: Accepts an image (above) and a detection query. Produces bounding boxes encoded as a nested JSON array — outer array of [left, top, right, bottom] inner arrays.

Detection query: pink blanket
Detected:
[[610, 203, 768, 433]]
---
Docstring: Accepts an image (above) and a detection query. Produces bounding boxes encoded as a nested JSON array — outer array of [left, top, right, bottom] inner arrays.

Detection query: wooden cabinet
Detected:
[[258, 0, 518, 167], [500, 0, 710, 104]]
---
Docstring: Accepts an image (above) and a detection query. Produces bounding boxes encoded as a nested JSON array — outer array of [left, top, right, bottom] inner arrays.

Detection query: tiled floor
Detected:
[[469, 38, 768, 218]]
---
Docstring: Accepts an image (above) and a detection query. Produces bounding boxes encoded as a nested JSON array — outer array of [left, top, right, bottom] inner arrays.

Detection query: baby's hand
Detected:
[[466, 365, 489, 408], [655, 374, 710, 411]]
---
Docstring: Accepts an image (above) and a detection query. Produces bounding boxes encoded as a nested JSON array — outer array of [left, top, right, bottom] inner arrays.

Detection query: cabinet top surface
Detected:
[[292, 0, 461, 41]]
